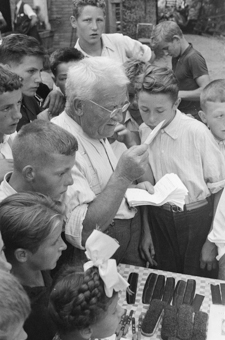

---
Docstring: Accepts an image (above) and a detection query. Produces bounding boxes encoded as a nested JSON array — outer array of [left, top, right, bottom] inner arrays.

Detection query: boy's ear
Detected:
[[73, 98, 84, 116], [70, 16, 77, 29], [174, 97, 181, 108], [22, 165, 35, 182], [79, 327, 92, 339], [172, 35, 181, 43], [14, 249, 28, 263], [198, 110, 207, 123]]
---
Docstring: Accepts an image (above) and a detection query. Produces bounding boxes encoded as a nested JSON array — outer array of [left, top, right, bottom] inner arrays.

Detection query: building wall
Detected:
[[9, 0, 156, 49]]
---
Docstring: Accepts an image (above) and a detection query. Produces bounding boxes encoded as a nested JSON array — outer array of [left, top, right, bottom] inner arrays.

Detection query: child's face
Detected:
[[27, 221, 67, 271], [200, 101, 225, 141], [0, 89, 22, 139], [71, 6, 105, 47], [90, 293, 124, 338], [55, 61, 76, 96], [9, 56, 43, 97], [159, 37, 181, 58], [6, 320, 27, 340], [32, 153, 75, 201], [138, 91, 177, 129], [0, 232, 12, 272]]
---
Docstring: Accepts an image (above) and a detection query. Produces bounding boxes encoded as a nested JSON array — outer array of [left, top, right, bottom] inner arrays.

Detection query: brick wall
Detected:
[[48, 0, 76, 50]]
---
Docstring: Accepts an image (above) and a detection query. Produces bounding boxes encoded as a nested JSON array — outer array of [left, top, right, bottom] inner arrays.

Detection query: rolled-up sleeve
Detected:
[[122, 35, 152, 62], [64, 156, 96, 249]]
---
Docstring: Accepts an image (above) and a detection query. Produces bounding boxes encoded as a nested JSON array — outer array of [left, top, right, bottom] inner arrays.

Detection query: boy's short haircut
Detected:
[[0, 65, 23, 94], [0, 269, 30, 337], [72, 0, 106, 18], [12, 120, 78, 172], [135, 64, 179, 103], [0, 192, 64, 258], [0, 33, 46, 66], [49, 48, 84, 77], [200, 79, 225, 111], [124, 59, 147, 84], [151, 21, 183, 48]]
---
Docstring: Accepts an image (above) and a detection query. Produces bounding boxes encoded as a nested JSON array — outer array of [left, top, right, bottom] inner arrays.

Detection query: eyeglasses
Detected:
[[87, 99, 130, 119]]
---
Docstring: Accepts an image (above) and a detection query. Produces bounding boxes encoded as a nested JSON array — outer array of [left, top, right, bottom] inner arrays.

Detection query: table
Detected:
[[118, 264, 224, 339]]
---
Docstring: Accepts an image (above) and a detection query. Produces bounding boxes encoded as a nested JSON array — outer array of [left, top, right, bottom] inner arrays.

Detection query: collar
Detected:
[[1, 134, 10, 145], [75, 34, 115, 57], [178, 43, 192, 60], [215, 137, 225, 146], [1, 172, 17, 196], [162, 109, 183, 140]]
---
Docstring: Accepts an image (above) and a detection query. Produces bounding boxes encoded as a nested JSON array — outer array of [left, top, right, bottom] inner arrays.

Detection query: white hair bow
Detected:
[[84, 230, 129, 297]]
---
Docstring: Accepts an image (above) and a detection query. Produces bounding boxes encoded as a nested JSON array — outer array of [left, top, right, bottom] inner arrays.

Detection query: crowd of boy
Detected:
[[1, 0, 225, 339]]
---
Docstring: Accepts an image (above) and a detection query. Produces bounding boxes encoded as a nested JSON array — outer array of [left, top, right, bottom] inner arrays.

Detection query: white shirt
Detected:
[[75, 33, 151, 64], [0, 172, 16, 202], [0, 132, 16, 159], [52, 112, 136, 249], [148, 110, 225, 203]]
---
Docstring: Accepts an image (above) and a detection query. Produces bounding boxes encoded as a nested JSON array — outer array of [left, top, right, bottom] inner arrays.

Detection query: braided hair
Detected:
[[49, 265, 115, 335]]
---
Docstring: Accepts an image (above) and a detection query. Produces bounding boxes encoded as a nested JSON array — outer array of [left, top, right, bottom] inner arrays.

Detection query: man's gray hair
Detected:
[[65, 56, 130, 116]]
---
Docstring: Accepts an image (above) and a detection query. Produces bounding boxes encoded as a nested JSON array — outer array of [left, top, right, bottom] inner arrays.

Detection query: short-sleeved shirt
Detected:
[[75, 33, 152, 64], [148, 110, 225, 204], [172, 44, 208, 114]]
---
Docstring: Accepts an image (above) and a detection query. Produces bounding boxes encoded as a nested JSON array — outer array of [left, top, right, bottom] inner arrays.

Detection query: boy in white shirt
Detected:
[[136, 65, 225, 277], [0, 66, 22, 182], [199, 79, 225, 158], [199, 79, 225, 279]]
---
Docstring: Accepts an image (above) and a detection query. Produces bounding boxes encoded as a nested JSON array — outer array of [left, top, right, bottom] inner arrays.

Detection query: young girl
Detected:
[[49, 230, 128, 340], [0, 191, 67, 340]]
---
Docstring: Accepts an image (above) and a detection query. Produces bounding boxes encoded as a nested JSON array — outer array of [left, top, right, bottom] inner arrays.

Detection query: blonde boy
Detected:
[[199, 79, 225, 279], [199, 79, 225, 157]]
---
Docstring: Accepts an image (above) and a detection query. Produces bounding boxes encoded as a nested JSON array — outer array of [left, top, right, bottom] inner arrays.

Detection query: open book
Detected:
[[126, 173, 188, 210]]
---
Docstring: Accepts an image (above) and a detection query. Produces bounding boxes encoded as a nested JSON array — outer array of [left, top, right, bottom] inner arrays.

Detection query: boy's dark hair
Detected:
[[0, 65, 23, 94], [0, 34, 46, 66], [200, 79, 225, 111], [72, 0, 106, 18], [135, 65, 179, 103], [49, 265, 116, 335], [124, 59, 147, 84], [49, 48, 84, 77], [0, 192, 64, 257]]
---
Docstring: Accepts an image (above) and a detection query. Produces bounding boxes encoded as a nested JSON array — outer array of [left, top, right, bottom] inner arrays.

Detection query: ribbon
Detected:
[[84, 230, 129, 297]]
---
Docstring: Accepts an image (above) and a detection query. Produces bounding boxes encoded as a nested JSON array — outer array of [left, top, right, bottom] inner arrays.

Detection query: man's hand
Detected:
[[113, 124, 140, 148], [0, 159, 13, 182], [139, 228, 157, 266], [42, 89, 65, 117], [135, 181, 154, 194], [116, 144, 149, 183], [200, 239, 217, 271]]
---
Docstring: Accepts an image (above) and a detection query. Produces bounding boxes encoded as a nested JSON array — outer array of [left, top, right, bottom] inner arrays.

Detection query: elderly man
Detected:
[[52, 56, 150, 266]]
